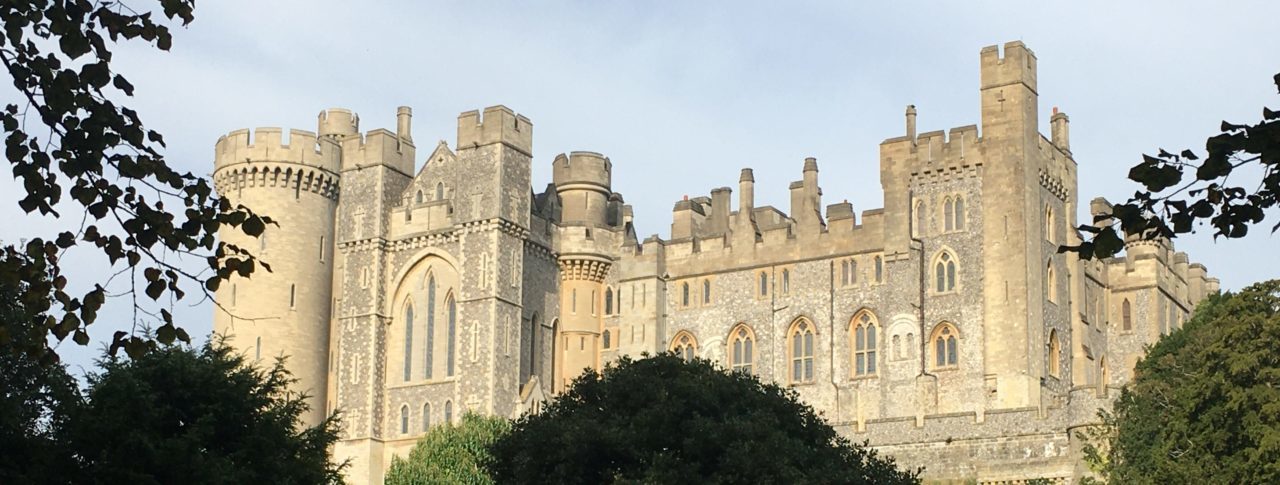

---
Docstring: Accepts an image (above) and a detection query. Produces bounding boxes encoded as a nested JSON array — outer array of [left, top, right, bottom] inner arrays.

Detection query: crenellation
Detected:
[[213, 41, 1218, 485]]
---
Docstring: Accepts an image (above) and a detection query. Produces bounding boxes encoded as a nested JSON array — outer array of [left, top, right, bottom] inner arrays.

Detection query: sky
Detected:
[[2, 1, 1278, 375]]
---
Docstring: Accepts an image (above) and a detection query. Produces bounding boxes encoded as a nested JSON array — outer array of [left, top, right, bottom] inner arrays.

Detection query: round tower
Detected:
[[550, 151, 615, 392], [211, 111, 346, 426], [553, 151, 612, 225]]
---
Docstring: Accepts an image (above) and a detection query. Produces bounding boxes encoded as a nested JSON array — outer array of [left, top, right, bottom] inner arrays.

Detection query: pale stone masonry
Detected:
[[211, 41, 1218, 484]]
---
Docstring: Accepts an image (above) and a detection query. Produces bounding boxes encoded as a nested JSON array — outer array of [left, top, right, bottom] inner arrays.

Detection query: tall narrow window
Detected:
[[415, 190, 423, 204], [605, 287, 614, 315], [702, 280, 711, 304], [289, 284, 296, 308], [841, 261, 850, 286], [932, 323, 959, 368], [671, 332, 697, 361], [1122, 299, 1132, 331], [446, 295, 456, 377], [789, 319, 815, 384], [435, 182, 444, 200], [729, 325, 754, 374], [935, 252, 957, 292], [852, 311, 878, 377], [319, 236, 325, 262], [944, 198, 955, 232], [874, 256, 884, 283], [400, 405, 409, 434], [782, 269, 791, 294], [1048, 329, 1061, 378], [1045, 205, 1055, 243], [681, 283, 690, 307], [422, 403, 431, 431], [255, 336, 261, 361], [425, 276, 436, 379], [849, 260, 858, 285], [914, 201, 927, 237], [403, 303, 414, 382], [591, 290, 597, 315], [954, 197, 965, 230], [1046, 261, 1057, 303], [759, 272, 769, 297], [232, 284, 237, 307], [602, 329, 612, 349], [571, 289, 577, 314], [444, 400, 453, 424]]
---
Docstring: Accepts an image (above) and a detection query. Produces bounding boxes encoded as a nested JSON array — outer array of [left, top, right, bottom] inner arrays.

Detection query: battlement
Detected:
[[340, 128, 415, 175], [457, 105, 533, 156], [318, 108, 359, 139], [980, 41, 1037, 93], [553, 151, 612, 194], [214, 127, 342, 174]]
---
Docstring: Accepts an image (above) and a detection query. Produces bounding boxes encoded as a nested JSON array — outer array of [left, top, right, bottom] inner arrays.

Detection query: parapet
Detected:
[[980, 41, 1037, 93], [318, 108, 359, 139], [552, 151, 612, 194], [457, 105, 533, 156], [214, 127, 341, 174]]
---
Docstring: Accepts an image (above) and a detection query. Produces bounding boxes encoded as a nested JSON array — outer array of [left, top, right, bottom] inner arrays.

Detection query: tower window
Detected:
[[934, 252, 957, 293], [954, 196, 965, 230], [874, 256, 884, 283], [781, 269, 791, 294], [426, 275, 436, 379], [289, 284, 296, 308], [400, 405, 409, 434], [931, 323, 959, 369], [602, 329, 612, 349], [319, 236, 325, 262], [444, 400, 453, 424], [788, 319, 815, 384], [1122, 299, 1132, 331], [422, 403, 432, 431], [1048, 329, 1061, 378], [403, 302, 414, 382], [671, 331, 697, 361], [758, 272, 769, 297], [446, 295, 457, 377], [605, 287, 614, 315], [703, 279, 711, 305], [681, 282, 690, 307], [852, 311, 878, 377]]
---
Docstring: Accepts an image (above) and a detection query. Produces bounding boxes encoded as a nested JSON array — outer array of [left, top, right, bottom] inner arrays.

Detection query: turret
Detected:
[[211, 122, 341, 428], [553, 151, 613, 226], [1051, 107, 1070, 152]]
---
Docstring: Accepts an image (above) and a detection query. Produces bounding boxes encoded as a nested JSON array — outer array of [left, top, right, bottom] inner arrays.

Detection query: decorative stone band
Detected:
[[213, 162, 340, 201], [558, 254, 612, 282], [1038, 168, 1070, 201]]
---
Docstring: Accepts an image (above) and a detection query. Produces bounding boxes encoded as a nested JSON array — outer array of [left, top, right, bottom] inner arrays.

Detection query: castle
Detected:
[[211, 42, 1219, 484]]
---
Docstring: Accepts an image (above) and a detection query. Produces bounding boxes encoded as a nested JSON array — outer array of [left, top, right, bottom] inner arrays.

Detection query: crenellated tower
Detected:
[[211, 122, 342, 427]]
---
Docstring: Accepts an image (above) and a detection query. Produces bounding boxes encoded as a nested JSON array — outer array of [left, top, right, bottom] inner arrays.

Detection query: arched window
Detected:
[[840, 260, 850, 286], [728, 324, 755, 374], [602, 329, 612, 349], [782, 269, 791, 294], [403, 302, 414, 382], [944, 198, 955, 232], [1046, 260, 1057, 303], [415, 190, 423, 204], [422, 403, 432, 431], [1122, 299, 1132, 331], [1048, 329, 1061, 378], [934, 251, 957, 292], [528, 313, 540, 379], [914, 200, 926, 237], [702, 279, 711, 305], [874, 256, 884, 283], [788, 318, 816, 384], [446, 294, 456, 377], [604, 287, 614, 315], [849, 260, 857, 285], [444, 400, 453, 424], [435, 182, 444, 200], [670, 331, 697, 361], [400, 405, 409, 434], [759, 272, 769, 297], [954, 196, 965, 230], [852, 311, 878, 377], [425, 275, 436, 379], [681, 283, 690, 307], [931, 323, 959, 369], [1045, 205, 1055, 243]]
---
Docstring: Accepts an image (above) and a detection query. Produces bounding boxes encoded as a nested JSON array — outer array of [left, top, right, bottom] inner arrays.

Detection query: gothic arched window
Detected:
[[425, 275, 436, 379], [415, 190, 423, 204], [681, 282, 690, 307], [403, 302, 414, 382], [954, 196, 965, 230], [874, 256, 884, 283], [422, 402, 432, 432], [852, 311, 878, 377], [788, 318, 816, 384], [931, 323, 959, 369], [1046, 260, 1057, 303], [602, 329, 612, 349], [759, 272, 769, 297], [782, 269, 791, 294], [934, 251, 957, 293], [446, 294, 457, 377], [702, 279, 711, 305], [400, 405, 409, 434], [840, 260, 850, 286], [671, 331, 697, 362], [604, 287, 614, 315], [1122, 299, 1132, 331], [914, 200, 926, 237], [728, 324, 755, 374], [944, 198, 955, 232], [444, 400, 453, 424], [1048, 329, 1061, 378], [435, 182, 444, 200]]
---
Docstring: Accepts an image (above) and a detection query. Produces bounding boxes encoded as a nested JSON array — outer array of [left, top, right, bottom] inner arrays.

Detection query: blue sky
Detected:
[[2, 1, 1277, 374]]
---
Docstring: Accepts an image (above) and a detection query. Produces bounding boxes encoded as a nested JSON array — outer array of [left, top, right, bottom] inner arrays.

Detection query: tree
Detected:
[[1081, 280, 1280, 483], [385, 413, 510, 485], [487, 354, 919, 484], [1068, 73, 1280, 259], [71, 341, 345, 485], [0, 248, 82, 483], [2, 1, 272, 361]]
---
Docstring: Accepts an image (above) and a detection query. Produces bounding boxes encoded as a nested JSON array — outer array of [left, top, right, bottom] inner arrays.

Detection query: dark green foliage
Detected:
[[1082, 280, 1280, 483], [1067, 73, 1280, 259], [1, 0, 273, 362], [488, 354, 919, 484], [0, 249, 83, 483], [385, 413, 510, 485], [73, 341, 345, 485]]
